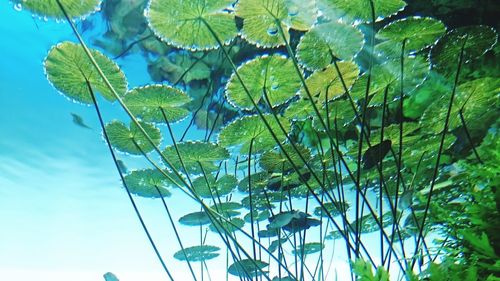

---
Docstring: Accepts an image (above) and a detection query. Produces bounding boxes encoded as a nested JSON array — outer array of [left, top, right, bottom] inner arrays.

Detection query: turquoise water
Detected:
[[0, 4, 200, 280]]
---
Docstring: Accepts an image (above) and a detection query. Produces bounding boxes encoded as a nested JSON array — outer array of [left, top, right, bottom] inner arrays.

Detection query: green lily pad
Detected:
[[292, 242, 324, 255], [377, 17, 446, 52], [300, 61, 360, 103], [318, 0, 406, 23], [313, 202, 350, 217], [123, 169, 173, 198], [17, 0, 101, 19], [209, 217, 245, 233], [296, 22, 364, 70], [210, 202, 243, 217], [238, 171, 269, 193], [147, 0, 238, 50], [244, 210, 270, 223], [173, 245, 220, 262], [162, 141, 229, 174], [44, 42, 127, 104], [123, 85, 191, 124], [192, 174, 237, 198], [235, 0, 317, 47], [105, 120, 161, 155], [430, 25, 498, 75], [218, 114, 291, 153], [260, 143, 311, 173], [179, 211, 211, 226], [225, 54, 301, 110], [351, 211, 397, 233], [228, 259, 269, 277]]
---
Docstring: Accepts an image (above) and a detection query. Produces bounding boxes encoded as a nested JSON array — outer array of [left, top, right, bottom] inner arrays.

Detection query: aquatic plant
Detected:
[[14, 0, 500, 280]]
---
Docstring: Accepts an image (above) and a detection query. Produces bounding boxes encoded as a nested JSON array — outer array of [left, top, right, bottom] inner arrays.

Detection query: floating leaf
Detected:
[[192, 174, 237, 198], [210, 202, 243, 217], [293, 242, 324, 255], [44, 42, 127, 104], [318, 0, 406, 23], [258, 228, 280, 238], [123, 85, 191, 124], [260, 143, 311, 173], [228, 259, 269, 277], [162, 141, 229, 174], [238, 171, 269, 193], [209, 217, 245, 233], [179, 211, 211, 226], [18, 0, 101, 19], [225, 55, 301, 110], [245, 210, 271, 223], [268, 210, 320, 232], [297, 22, 364, 70], [314, 202, 350, 217], [147, 0, 238, 50], [235, 0, 317, 47], [123, 169, 174, 198], [351, 211, 397, 233], [219, 115, 291, 153], [105, 120, 161, 155], [300, 61, 360, 103], [377, 17, 446, 52], [431, 26, 498, 75], [241, 192, 286, 210], [173, 245, 220, 262]]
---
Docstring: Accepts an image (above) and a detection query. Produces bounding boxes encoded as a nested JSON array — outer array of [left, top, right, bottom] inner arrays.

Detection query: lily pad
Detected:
[[260, 143, 311, 173], [228, 259, 269, 277], [431, 25, 498, 75], [318, 0, 406, 23], [162, 141, 229, 174], [238, 171, 269, 193], [225, 55, 301, 110], [105, 120, 161, 155], [44, 42, 127, 104], [351, 211, 397, 233], [192, 174, 237, 198], [173, 245, 220, 262], [209, 217, 245, 233], [18, 0, 101, 19], [300, 61, 360, 103], [313, 202, 350, 217], [235, 0, 317, 47], [296, 22, 364, 70], [377, 17, 446, 52], [123, 85, 191, 124], [292, 242, 324, 255], [179, 211, 211, 226], [123, 169, 173, 198], [147, 0, 238, 50], [218, 114, 291, 153]]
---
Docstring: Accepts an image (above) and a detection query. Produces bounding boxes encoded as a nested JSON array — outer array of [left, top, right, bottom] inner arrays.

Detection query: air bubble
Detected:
[[271, 82, 280, 90], [14, 3, 22, 12], [267, 25, 278, 36], [288, 6, 299, 16]]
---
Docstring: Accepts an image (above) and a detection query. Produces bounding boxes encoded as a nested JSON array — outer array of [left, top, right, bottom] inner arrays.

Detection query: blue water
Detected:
[[0, 3, 204, 280]]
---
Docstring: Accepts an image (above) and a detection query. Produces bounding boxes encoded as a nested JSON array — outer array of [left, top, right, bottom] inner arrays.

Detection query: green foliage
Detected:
[[17, 0, 101, 19], [173, 245, 220, 262], [44, 42, 127, 104], [105, 120, 161, 155]]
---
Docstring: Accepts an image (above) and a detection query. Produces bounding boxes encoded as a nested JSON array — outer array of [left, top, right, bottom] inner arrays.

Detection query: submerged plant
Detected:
[[14, 0, 500, 280]]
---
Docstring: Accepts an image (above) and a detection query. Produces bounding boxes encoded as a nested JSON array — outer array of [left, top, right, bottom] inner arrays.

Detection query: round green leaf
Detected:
[[292, 242, 324, 255], [147, 0, 237, 50], [313, 202, 350, 217], [296, 22, 364, 70], [123, 169, 172, 198], [123, 85, 191, 124], [228, 259, 269, 277], [218, 114, 291, 153], [350, 211, 396, 233], [260, 143, 311, 173], [431, 25, 498, 75], [192, 174, 237, 198], [300, 61, 360, 103], [105, 120, 161, 155], [318, 0, 406, 23], [173, 245, 220, 262], [226, 55, 301, 110], [162, 141, 229, 174], [179, 211, 211, 226], [209, 217, 245, 233], [377, 17, 446, 52], [235, 0, 317, 47], [44, 42, 127, 104], [17, 0, 101, 19]]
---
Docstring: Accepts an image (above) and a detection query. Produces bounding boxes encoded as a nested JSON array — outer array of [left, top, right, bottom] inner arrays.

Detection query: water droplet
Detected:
[[14, 3, 22, 12], [271, 82, 280, 90], [288, 6, 299, 17], [267, 25, 278, 36]]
